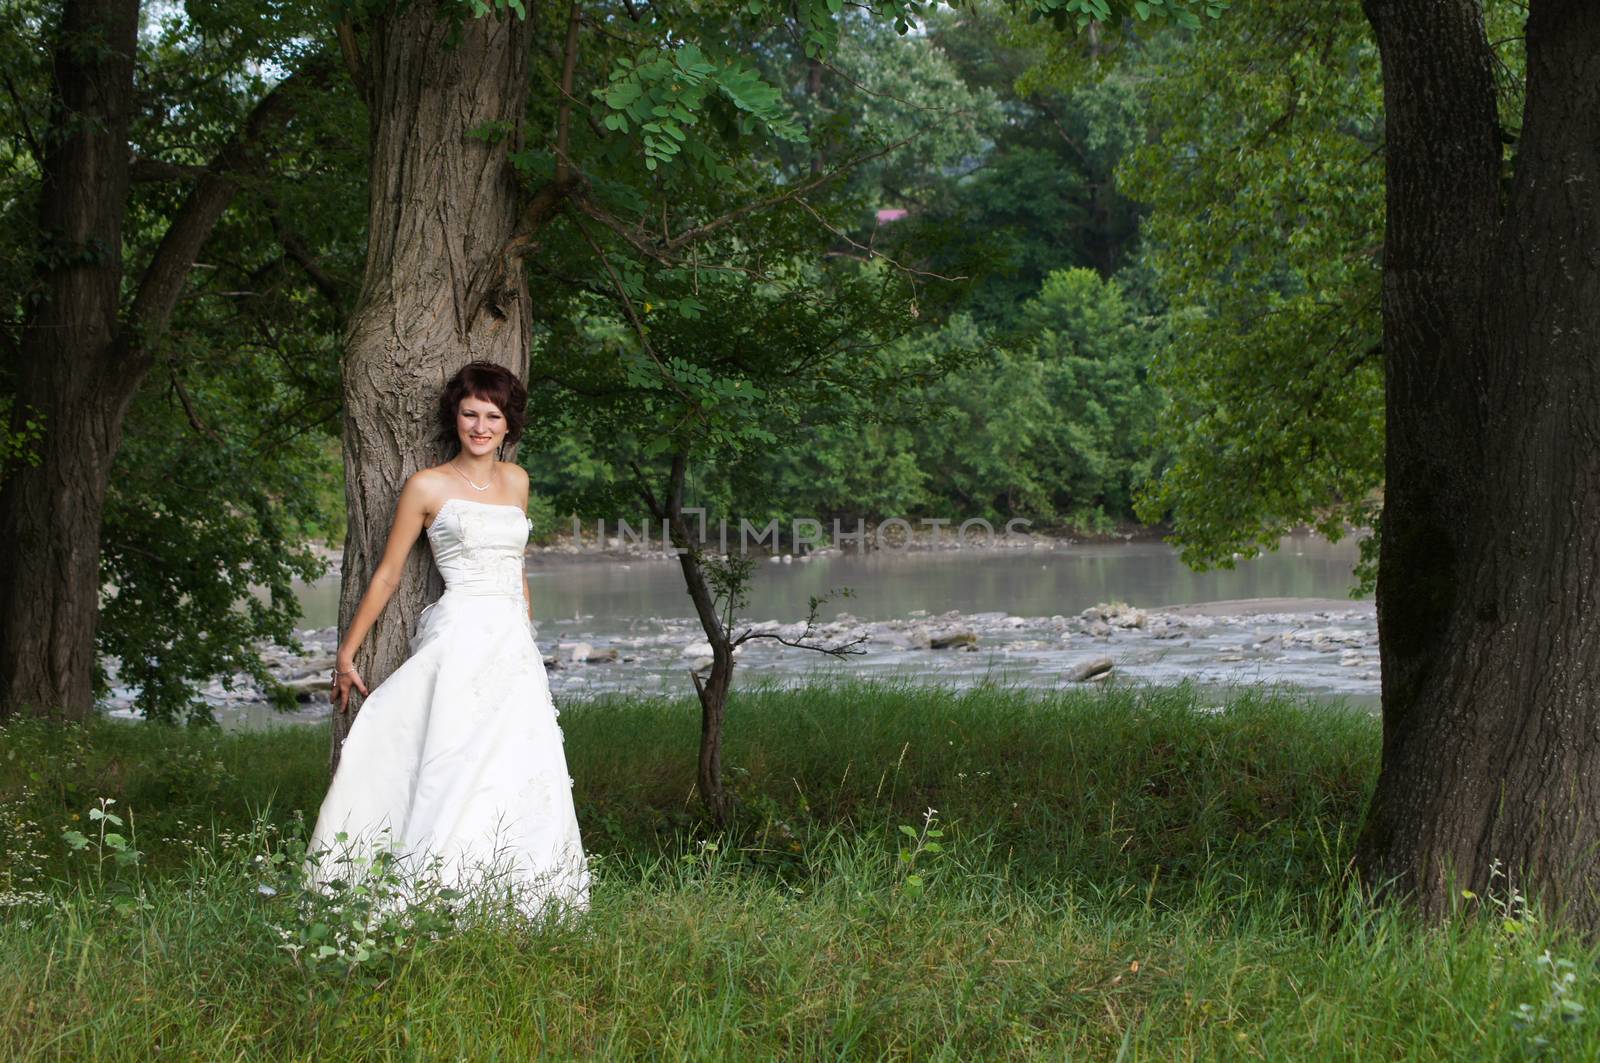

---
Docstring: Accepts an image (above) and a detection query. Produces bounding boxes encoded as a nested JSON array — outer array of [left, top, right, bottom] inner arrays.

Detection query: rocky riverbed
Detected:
[[102, 596, 1379, 727]]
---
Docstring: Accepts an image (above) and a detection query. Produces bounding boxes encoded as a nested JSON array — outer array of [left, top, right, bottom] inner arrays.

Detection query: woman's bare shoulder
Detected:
[[407, 465, 454, 489], [499, 461, 530, 487], [400, 467, 453, 509]]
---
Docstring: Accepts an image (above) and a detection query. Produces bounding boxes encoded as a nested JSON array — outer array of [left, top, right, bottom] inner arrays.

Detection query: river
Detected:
[[109, 532, 1377, 728]]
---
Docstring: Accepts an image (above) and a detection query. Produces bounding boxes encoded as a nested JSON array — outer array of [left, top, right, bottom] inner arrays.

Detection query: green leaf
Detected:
[[604, 81, 643, 110]]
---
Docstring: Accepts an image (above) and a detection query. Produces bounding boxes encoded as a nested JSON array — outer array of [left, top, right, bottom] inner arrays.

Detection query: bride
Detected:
[[308, 361, 588, 918]]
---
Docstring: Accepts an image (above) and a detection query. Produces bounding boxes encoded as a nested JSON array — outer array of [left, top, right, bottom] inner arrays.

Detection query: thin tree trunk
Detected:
[[332, 5, 532, 770], [640, 452, 735, 825], [1357, 0, 1600, 928]]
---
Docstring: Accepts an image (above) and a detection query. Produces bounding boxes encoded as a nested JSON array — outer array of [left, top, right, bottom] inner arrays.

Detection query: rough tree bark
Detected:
[[1357, 0, 1600, 928], [331, 5, 533, 770], [0, 0, 328, 721]]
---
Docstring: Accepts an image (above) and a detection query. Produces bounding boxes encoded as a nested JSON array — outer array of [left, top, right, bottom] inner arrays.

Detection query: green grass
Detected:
[[1, 679, 1595, 1059]]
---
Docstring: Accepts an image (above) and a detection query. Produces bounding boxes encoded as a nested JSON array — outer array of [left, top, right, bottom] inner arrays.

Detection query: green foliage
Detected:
[[514, 0, 974, 526], [595, 43, 805, 172], [519, 3, 1179, 536], [902, 6, 1150, 320], [0, 0, 52, 482], [786, 17, 1005, 210], [524, 252, 929, 525], [909, 268, 1165, 525], [0, 399, 44, 484], [98, 354, 338, 724], [1101, 2, 1386, 571], [528, 263, 1165, 534], [1027, 0, 1228, 31]]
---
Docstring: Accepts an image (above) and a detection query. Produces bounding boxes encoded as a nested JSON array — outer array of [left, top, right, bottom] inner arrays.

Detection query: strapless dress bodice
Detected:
[[426, 498, 531, 598]]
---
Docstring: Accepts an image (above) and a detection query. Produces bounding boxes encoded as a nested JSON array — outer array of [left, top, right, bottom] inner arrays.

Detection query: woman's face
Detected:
[[456, 396, 507, 458]]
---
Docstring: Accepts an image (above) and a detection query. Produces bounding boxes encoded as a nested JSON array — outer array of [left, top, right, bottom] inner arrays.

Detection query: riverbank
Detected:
[[115, 593, 1379, 727], [2, 681, 1595, 1058]]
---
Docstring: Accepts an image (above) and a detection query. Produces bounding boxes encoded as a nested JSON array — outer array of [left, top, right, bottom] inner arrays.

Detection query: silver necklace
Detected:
[[449, 459, 493, 492]]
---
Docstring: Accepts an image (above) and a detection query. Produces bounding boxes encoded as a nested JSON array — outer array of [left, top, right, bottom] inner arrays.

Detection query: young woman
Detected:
[[309, 361, 588, 917]]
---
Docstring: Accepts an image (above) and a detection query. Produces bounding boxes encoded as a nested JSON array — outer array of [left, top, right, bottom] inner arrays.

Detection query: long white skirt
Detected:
[[306, 589, 589, 919]]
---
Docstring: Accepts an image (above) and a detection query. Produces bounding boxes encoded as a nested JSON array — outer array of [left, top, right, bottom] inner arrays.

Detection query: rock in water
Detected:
[[930, 631, 978, 650], [286, 656, 337, 681], [1065, 656, 1114, 682], [281, 675, 329, 703]]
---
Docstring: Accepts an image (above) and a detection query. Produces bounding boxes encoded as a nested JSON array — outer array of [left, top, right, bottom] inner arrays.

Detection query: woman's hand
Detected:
[[330, 660, 369, 714], [324, 475, 431, 713]]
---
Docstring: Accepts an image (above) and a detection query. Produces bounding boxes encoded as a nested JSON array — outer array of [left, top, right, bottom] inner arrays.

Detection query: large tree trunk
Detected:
[[332, 5, 532, 770], [1357, 0, 1600, 928], [0, 0, 140, 721]]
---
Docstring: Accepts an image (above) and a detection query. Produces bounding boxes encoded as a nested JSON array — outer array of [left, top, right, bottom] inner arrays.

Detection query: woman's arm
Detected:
[[331, 475, 434, 712]]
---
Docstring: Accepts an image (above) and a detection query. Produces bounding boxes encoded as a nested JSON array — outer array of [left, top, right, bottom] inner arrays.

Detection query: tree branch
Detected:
[[569, 137, 916, 269], [570, 214, 693, 404], [263, 192, 344, 311], [793, 196, 967, 281], [122, 54, 339, 376], [166, 360, 224, 443], [1, 70, 43, 166], [554, 1, 582, 185], [336, 20, 369, 103], [129, 155, 210, 182]]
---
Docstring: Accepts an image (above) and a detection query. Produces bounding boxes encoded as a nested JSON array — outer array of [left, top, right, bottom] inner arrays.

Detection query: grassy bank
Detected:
[[1, 681, 1594, 1059]]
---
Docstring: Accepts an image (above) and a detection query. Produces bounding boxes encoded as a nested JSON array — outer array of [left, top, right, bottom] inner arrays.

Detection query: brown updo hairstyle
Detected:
[[436, 361, 528, 454]]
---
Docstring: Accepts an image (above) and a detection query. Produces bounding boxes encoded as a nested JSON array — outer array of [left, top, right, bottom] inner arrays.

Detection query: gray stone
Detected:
[[280, 675, 329, 703], [1065, 656, 1114, 682]]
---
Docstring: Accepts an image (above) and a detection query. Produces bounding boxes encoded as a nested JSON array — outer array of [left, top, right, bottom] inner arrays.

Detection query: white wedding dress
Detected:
[[307, 497, 589, 918]]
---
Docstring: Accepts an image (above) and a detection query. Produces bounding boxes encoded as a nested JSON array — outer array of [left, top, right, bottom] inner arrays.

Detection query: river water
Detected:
[[138, 532, 1378, 729], [295, 535, 1365, 633]]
